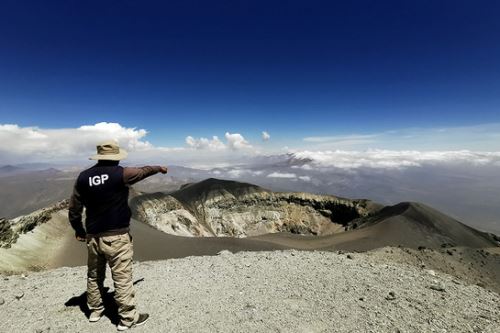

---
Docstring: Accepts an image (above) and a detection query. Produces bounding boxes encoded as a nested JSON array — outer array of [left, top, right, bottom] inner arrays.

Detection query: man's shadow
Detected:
[[65, 278, 145, 324]]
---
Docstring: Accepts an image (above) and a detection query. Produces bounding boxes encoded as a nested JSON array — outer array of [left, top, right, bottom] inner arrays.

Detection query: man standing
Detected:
[[68, 140, 168, 331]]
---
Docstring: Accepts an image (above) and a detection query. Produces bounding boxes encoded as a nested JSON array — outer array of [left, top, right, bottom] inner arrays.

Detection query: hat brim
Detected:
[[89, 149, 128, 161]]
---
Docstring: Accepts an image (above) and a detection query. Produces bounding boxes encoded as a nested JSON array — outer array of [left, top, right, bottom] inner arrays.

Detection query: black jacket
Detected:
[[69, 161, 162, 237]]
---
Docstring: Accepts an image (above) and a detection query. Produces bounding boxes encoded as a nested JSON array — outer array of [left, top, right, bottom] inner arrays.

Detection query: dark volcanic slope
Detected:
[[352, 202, 499, 248], [256, 202, 499, 251], [171, 178, 266, 206], [54, 217, 290, 269]]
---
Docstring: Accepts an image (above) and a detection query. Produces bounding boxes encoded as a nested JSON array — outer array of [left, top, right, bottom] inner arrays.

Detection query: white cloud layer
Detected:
[[267, 172, 297, 178], [225, 132, 253, 150], [185, 135, 225, 151], [0, 122, 155, 161], [184, 132, 253, 152], [291, 150, 500, 169], [2, 122, 500, 170], [0, 122, 259, 165]]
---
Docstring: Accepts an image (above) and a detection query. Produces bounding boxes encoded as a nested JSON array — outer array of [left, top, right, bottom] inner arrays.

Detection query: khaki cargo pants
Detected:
[[86, 233, 139, 326]]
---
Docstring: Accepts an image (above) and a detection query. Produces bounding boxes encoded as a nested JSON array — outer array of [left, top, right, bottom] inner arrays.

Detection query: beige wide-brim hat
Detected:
[[89, 140, 128, 161]]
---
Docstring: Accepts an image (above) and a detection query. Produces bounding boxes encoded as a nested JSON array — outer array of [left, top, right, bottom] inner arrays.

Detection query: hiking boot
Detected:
[[89, 310, 104, 323], [116, 313, 149, 331]]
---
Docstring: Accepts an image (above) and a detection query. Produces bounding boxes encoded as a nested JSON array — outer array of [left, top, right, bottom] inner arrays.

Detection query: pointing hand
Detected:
[[160, 166, 168, 174]]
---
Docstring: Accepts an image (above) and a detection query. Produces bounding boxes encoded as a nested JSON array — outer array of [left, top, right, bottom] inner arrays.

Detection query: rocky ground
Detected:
[[1, 250, 499, 333], [364, 246, 500, 295]]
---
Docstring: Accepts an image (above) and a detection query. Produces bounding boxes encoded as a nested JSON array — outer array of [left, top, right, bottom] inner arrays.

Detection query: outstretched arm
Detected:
[[68, 182, 86, 241], [123, 165, 168, 185]]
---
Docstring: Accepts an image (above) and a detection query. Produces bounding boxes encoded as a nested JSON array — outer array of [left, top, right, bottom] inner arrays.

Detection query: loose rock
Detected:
[[386, 291, 397, 300], [429, 282, 446, 292]]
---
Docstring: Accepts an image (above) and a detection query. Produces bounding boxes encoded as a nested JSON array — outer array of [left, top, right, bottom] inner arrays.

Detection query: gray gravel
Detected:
[[1, 250, 499, 333]]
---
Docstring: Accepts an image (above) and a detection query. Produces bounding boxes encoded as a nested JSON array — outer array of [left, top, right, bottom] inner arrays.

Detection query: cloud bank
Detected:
[[1, 122, 500, 170], [184, 132, 253, 152], [224, 132, 253, 150], [0, 122, 155, 161], [185, 135, 225, 151], [0, 122, 258, 165], [291, 150, 500, 170], [267, 172, 297, 178]]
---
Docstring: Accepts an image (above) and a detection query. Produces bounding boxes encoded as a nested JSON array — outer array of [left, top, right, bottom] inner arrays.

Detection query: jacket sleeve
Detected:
[[123, 166, 163, 185], [68, 181, 86, 237]]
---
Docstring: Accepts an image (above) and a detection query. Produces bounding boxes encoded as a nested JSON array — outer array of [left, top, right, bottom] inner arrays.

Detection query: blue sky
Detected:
[[0, 0, 500, 153]]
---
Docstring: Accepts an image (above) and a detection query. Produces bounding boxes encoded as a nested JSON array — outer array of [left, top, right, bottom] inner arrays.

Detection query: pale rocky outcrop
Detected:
[[131, 178, 381, 237], [0, 200, 69, 248], [133, 195, 211, 237]]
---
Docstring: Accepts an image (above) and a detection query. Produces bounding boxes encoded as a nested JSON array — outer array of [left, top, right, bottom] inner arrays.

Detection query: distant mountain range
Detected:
[[0, 167, 75, 218], [0, 165, 26, 176]]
